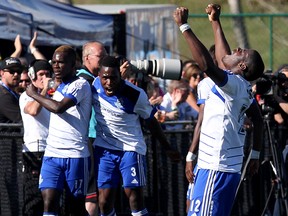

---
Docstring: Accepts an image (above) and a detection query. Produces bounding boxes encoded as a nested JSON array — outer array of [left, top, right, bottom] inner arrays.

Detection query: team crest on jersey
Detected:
[[114, 98, 124, 109]]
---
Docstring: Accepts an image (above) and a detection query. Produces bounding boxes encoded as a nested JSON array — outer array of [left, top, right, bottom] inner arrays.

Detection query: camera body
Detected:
[[255, 70, 288, 115]]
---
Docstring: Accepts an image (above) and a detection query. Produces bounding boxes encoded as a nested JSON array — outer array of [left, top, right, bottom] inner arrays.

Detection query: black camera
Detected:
[[255, 70, 275, 96], [255, 70, 288, 115]]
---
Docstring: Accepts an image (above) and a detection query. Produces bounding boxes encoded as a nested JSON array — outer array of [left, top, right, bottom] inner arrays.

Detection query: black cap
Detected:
[[0, 57, 23, 70], [32, 60, 53, 73]]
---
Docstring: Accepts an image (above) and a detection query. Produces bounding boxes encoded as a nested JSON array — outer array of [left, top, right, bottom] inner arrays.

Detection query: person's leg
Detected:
[[94, 146, 122, 215], [86, 200, 98, 216], [39, 157, 65, 215], [41, 189, 61, 214], [121, 152, 148, 215], [98, 188, 117, 215], [124, 187, 148, 216], [65, 157, 90, 216], [86, 138, 99, 216]]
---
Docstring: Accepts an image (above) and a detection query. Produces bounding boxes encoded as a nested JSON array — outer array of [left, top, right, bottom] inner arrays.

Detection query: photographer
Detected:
[[255, 65, 288, 214], [273, 65, 288, 124]]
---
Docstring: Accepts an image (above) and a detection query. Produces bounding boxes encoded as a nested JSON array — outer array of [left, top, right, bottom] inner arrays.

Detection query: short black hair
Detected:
[[100, 55, 120, 68]]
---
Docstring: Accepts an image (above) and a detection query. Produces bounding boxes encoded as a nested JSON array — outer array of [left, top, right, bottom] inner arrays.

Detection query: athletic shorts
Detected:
[[94, 146, 146, 189], [86, 138, 97, 203], [187, 169, 240, 216], [39, 156, 90, 198]]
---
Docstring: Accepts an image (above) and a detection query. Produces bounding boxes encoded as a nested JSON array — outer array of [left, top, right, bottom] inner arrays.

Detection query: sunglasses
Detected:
[[191, 74, 200, 79], [19, 79, 31, 83], [3, 69, 22, 75]]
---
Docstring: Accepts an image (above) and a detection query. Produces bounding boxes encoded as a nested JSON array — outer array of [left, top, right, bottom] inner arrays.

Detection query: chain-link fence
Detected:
[[0, 121, 286, 216], [0, 124, 24, 216]]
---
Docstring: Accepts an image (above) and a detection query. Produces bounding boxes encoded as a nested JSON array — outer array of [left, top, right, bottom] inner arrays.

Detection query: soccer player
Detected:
[[174, 4, 264, 215], [26, 45, 92, 216]]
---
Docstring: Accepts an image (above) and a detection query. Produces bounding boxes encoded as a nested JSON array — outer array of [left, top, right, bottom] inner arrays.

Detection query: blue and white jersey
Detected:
[[45, 77, 92, 158], [92, 78, 155, 155], [197, 77, 214, 105], [198, 71, 254, 173], [19, 91, 50, 152]]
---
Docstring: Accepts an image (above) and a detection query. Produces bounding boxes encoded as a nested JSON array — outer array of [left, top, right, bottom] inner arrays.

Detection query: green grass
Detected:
[[73, 0, 288, 71]]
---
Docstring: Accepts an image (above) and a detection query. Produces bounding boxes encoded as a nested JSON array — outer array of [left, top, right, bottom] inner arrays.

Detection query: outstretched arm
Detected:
[[173, 7, 225, 85], [206, 4, 231, 70]]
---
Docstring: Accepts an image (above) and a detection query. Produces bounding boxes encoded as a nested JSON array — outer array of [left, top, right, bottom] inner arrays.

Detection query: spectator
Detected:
[[0, 57, 22, 123], [146, 76, 164, 106], [91, 55, 180, 216], [0, 56, 22, 216], [182, 60, 203, 113], [77, 41, 108, 216], [26, 45, 92, 216], [19, 59, 53, 216], [159, 79, 198, 130], [174, 4, 264, 215], [16, 70, 31, 94]]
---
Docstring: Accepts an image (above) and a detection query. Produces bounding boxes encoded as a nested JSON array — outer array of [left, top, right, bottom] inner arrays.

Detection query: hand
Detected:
[[185, 161, 195, 183], [29, 31, 38, 51], [165, 110, 179, 120], [149, 95, 163, 106], [205, 4, 221, 22], [14, 34, 22, 52], [42, 77, 52, 91], [26, 84, 38, 97], [247, 159, 259, 177], [120, 60, 131, 80], [173, 7, 189, 27], [172, 89, 183, 105]]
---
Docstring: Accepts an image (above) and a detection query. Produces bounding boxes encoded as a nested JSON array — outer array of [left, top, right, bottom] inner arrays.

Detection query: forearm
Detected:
[[211, 20, 231, 68], [25, 88, 49, 116], [274, 95, 288, 114], [182, 29, 213, 73], [10, 49, 22, 58], [29, 92, 60, 113]]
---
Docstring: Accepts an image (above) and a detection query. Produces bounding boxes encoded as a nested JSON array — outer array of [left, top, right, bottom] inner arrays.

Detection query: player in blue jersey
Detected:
[[92, 55, 180, 216], [174, 4, 264, 216], [26, 45, 92, 216]]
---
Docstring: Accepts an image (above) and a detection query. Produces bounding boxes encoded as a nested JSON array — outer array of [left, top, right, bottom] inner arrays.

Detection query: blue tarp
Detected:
[[0, 0, 114, 47]]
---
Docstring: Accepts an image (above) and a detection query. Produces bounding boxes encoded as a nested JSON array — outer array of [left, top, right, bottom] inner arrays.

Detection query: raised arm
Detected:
[[206, 4, 231, 70], [173, 7, 226, 85], [10, 35, 22, 58], [29, 31, 46, 60]]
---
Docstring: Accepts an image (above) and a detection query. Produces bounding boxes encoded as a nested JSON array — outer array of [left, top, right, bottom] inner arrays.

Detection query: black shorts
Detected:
[[86, 138, 98, 203]]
